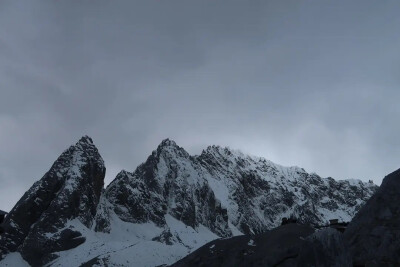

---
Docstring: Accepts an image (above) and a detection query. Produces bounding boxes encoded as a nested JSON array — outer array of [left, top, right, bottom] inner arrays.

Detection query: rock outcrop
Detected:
[[0, 210, 6, 225], [105, 139, 231, 238], [0, 210, 6, 236]]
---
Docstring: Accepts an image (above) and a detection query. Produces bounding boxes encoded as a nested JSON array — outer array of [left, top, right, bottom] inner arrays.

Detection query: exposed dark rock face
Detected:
[[0, 136, 105, 266], [0, 210, 6, 225], [105, 139, 232, 238], [0, 210, 7, 235], [344, 168, 400, 266], [105, 140, 377, 238], [93, 194, 112, 233], [196, 146, 377, 234], [171, 224, 351, 267], [297, 228, 352, 267]]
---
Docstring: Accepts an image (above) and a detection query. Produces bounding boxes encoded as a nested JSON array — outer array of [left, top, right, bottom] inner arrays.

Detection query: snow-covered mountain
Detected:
[[173, 167, 400, 267], [0, 136, 105, 266], [0, 137, 377, 266]]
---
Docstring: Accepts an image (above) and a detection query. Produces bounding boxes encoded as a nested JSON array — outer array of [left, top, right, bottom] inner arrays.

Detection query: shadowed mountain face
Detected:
[[105, 139, 377, 237], [170, 224, 352, 267], [172, 167, 400, 267], [104, 139, 231, 238], [0, 136, 106, 266], [344, 168, 400, 266], [0, 137, 378, 266], [0, 211, 6, 235]]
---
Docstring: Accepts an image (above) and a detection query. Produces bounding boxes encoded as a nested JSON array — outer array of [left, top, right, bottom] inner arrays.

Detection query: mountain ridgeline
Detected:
[[173, 167, 400, 267], [0, 137, 381, 266]]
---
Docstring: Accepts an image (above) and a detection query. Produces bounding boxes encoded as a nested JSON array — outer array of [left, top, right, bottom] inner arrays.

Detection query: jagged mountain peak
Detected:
[[0, 138, 379, 267], [201, 144, 244, 157], [154, 138, 189, 160], [106, 140, 377, 238], [198, 144, 308, 181], [158, 138, 178, 148], [71, 135, 103, 160], [56, 135, 105, 200], [53, 136, 104, 177], [201, 144, 294, 166], [0, 137, 106, 266], [77, 135, 94, 145]]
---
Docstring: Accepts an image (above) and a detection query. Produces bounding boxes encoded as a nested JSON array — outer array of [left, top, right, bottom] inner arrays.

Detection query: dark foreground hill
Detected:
[[171, 223, 351, 267], [345, 168, 400, 266]]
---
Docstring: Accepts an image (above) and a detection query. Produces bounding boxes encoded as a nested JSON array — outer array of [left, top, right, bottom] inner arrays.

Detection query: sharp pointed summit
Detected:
[[158, 138, 178, 148], [156, 138, 186, 154], [0, 136, 106, 266], [77, 135, 94, 144]]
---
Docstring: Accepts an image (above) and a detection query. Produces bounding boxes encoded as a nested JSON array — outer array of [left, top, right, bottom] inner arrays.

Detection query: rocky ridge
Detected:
[[0, 137, 378, 266], [104, 139, 377, 237], [171, 167, 400, 266]]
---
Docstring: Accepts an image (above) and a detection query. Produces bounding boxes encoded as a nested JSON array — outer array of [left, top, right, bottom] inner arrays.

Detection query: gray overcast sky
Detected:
[[1, 0, 400, 211]]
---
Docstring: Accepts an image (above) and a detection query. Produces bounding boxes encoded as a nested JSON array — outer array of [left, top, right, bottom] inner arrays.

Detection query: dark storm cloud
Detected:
[[1, 0, 400, 211]]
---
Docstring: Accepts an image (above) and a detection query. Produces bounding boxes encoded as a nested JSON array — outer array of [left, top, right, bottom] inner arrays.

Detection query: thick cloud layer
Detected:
[[1, 0, 399, 211]]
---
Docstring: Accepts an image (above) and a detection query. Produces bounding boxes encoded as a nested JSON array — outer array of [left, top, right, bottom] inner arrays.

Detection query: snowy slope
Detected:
[[47, 212, 218, 267], [196, 145, 377, 233], [106, 140, 377, 237], [0, 137, 377, 267]]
